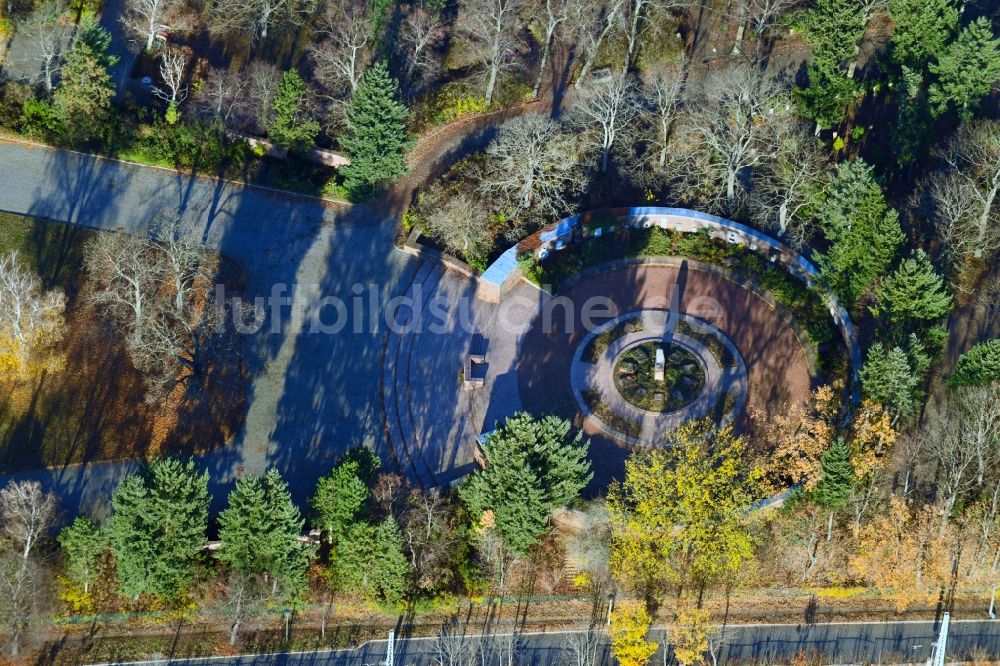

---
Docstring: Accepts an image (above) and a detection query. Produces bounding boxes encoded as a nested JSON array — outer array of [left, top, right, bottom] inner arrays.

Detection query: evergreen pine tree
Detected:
[[52, 19, 115, 147], [888, 0, 959, 69], [860, 343, 920, 423], [459, 413, 592, 556], [340, 61, 409, 200], [57, 517, 106, 597], [371, 517, 410, 602], [329, 521, 376, 594], [794, 0, 864, 129], [813, 438, 855, 509], [815, 161, 905, 305], [890, 66, 932, 168], [795, 57, 859, 130], [812, 438, 855, 540], [267, 70, 320, 153], [929, 18, 1000, 120], [106, 458, 209, 601], [950, 339, 1000, 387], [217, 469, 313, 598], [310, 460, 368, 545], [871, 250, 952, 337], [337, 447, 381, 486]]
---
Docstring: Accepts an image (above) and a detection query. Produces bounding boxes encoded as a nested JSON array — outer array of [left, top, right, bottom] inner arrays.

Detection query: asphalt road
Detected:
[[86, 620, 1000, 665]]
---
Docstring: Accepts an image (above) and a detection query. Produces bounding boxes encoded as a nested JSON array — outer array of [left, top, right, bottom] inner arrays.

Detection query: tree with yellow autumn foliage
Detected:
[[847, 399, 897, 479], [849, 495, 952, 611], [608, 420, 762, 603], [610, 601, 658, 666], [753, 385, 838, 492], [0, 251, 66, 382], [669, 605, 712, 666]]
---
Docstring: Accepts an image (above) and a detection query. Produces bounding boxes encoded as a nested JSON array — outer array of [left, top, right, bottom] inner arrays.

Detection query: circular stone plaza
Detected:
[[385, 207, 859, 488]]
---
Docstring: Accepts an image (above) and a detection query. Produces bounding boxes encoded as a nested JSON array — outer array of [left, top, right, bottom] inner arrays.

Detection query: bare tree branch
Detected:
[[567, 0, 623, 90], [748, 122, 827, 247], [573, 70, 641, 173], [309, 0, 372, 103], [477, 114, 585, 220], [398, 5, 445, 97], [13, 0, 68, 93], [192, 66, 252, 131], [122, 0, 187, 51], [207, 0, 311, 42], [0, 481, 56, 658], [457, 0, 526, 106], [673, 64, 790, 214], [930, 121, 1000, 262], [151, 47, 188, 106]]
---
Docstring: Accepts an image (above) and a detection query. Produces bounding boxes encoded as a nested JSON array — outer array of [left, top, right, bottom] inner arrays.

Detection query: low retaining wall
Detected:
[[401, 228, 502, 301], [481, 207, 862, 404]]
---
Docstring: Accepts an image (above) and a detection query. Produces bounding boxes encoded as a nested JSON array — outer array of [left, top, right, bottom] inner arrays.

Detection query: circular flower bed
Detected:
[[612, 341, 706, 412]]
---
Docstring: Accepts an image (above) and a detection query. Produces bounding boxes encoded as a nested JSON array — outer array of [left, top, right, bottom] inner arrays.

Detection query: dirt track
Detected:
[[517, 263, 813, 489]]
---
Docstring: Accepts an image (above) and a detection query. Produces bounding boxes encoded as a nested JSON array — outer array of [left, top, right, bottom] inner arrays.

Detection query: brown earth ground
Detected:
[[518, 263, 813, 489], [0, 213, 248, 470]]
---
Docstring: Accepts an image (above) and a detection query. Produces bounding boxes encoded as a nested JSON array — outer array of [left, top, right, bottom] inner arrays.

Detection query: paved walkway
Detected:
[[0, 95, 547, 515], [0, 139, 415, 516], [380, 263, 540, 488]]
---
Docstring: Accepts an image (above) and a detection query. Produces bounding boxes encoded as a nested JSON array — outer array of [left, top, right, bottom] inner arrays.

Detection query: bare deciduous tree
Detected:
[[398, 5, 445, 97], [84, 221, 223, 400], [192, 66, 251, 130], [617, 0, 689, 73], [245, 61, 281, 134], [152, 216, 219, 319], [85, 232, 163, 348], [567, 0, 623, 90], [929, 121, 1000, 263], [565, 501, 612, 593], [749, 123, 827, 247], [477, 114, 584, 220], [0, 251, 65, 355], [921, 385, 1000, 535], [402, 489, 460, 594], [457, 0, 525, 106], [560, 625, 603, 666], [151, 48, 188, 106], [122, 0, 185, 51], [14, 1, 67, 93], [846, 472, 886, 534], [573, 70, 640, 173], [222, 570, 269, 646], [531, 0, 569, 98], [480, 626, 523, 666], [730, 0, 801, 61], [309, 0, 372, 101], [675, 64, 789, 212], [639, 59, 685, 171], [419, 189, 493, 263], [0, 481, 56, 657], [208, 0, 310, 42], [435, 620, 475, 666]]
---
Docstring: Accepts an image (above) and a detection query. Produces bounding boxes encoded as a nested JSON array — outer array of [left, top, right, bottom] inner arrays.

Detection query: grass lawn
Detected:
[[0, 212, 247, 471]]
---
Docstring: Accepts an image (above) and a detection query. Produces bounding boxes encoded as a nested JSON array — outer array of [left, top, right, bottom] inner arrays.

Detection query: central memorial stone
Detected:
[[654, 347, 665, 382]]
